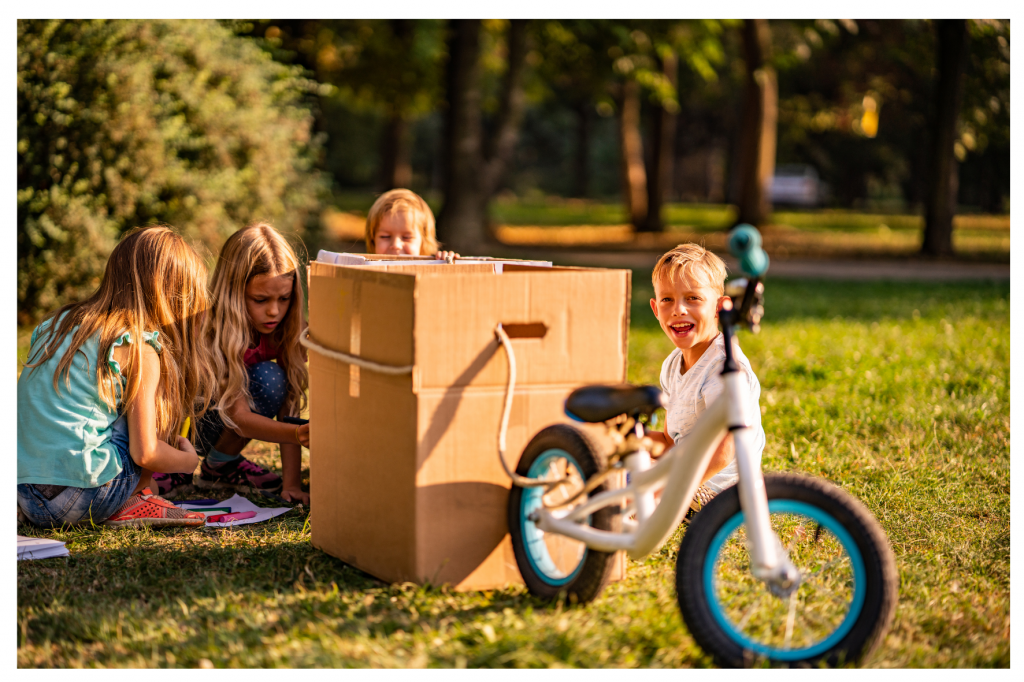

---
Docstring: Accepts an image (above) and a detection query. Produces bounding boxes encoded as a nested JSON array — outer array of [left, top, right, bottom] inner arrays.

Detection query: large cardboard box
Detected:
[[307, 258, 631, 590]]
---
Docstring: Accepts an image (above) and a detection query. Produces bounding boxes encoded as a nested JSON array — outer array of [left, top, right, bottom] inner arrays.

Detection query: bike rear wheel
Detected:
[[676, 474, 897, 667], [508, 424, 619, 604]]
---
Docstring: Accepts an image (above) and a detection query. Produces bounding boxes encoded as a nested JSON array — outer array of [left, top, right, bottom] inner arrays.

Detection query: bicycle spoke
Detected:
[[802, 555, 851, 584], [734, 590, 771, 632], [784, 591, 798, 649]]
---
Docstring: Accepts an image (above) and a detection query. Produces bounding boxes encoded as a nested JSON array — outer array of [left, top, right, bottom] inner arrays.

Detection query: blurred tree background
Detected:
[[17, 19, 329, 324], [18, 19, 1010, 321]]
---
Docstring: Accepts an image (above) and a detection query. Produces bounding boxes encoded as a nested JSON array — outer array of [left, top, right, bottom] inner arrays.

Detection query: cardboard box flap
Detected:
[[308, 261, 416, 369]]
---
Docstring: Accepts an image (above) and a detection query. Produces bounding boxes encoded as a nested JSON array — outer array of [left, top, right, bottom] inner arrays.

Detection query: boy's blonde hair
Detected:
[[206, 223, 308, 428], [652, 243, 728, 295], [364, 189, 438, 254], [26, 226, 216, 444]]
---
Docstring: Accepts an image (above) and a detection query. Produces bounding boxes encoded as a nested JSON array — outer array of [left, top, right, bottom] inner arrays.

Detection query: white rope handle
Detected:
[[494, 324, 561, 489], [299, 329, 414, 375]]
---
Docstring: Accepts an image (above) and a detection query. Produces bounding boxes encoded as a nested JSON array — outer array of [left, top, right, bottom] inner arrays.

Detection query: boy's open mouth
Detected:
[[670, 322, 694, 335]]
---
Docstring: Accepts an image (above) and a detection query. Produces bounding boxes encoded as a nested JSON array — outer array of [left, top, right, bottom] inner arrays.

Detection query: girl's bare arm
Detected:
[[127, 345, 200, 473], [222, 397, 309, 447], [278, 405, 309, 504]]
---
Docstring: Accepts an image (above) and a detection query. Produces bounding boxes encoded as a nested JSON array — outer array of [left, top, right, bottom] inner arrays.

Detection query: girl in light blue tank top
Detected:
[[17, 227, 217, 528]]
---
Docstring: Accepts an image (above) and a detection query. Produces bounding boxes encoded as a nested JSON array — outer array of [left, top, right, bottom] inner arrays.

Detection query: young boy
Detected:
[[364, 189, 459, 261], [646, 243, 765, 511]]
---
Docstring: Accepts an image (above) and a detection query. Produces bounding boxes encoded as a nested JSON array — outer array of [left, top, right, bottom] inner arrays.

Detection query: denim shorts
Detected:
[[17, 414, 141, 527]]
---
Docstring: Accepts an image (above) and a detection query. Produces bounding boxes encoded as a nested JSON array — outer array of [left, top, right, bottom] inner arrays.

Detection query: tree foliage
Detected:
[[17, 19, 328, 324]]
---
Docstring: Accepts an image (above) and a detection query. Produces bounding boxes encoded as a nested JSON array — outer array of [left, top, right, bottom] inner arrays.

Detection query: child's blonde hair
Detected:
[[652, 243, 728, 295], [25, 226, 216, 443], [206, 223, 308, 426], [364, 189, 438, 254]]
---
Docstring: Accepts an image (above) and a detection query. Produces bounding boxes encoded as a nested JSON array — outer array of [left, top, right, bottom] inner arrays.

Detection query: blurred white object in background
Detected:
[[770, 164, 825, 207]]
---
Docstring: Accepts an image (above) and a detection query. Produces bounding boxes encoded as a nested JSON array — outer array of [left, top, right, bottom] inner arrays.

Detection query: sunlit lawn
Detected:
[[322, 193, 1009, 261], [17, 275, 1008, 667]]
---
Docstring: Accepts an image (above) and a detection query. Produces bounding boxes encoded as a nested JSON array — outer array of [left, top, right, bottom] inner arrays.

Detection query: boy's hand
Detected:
[[176, 435, 197, 456], [281, 487, 310, 505], [436, 250, 460, 263], [296, 423, 310, 448]]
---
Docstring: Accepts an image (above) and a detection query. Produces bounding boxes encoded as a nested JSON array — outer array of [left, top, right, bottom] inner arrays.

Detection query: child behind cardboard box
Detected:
[[365, 189, 460, 261]]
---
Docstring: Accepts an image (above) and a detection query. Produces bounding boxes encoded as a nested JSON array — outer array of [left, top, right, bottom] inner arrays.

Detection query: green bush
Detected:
[[17, 19, 329, 324]]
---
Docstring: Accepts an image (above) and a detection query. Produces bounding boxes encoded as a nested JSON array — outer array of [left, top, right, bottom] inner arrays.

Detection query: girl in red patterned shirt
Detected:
[[152, 223, 310, 504]]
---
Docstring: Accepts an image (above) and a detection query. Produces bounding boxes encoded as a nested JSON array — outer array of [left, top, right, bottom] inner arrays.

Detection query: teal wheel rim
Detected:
[[703, 500, 867, 661], [520, 449, 588, 586]]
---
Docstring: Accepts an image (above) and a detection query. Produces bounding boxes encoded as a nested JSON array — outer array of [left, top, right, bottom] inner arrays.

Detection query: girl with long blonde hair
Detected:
[[153, 223, 310, 504], [18, 226, 214, 527]]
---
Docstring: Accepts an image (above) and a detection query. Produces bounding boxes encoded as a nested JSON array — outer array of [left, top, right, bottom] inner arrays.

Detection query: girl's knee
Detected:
[[247, 361, 287, 417]]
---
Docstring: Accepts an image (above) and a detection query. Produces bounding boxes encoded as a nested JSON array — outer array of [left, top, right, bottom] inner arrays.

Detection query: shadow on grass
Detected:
[[17, 516, 580, 658]]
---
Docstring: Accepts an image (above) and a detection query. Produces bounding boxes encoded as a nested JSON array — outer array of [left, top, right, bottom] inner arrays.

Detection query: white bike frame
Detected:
[[531, 356, 789, 582]]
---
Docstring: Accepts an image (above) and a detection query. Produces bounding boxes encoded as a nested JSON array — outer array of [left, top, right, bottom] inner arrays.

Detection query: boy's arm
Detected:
[[702, 435, 734, 484]]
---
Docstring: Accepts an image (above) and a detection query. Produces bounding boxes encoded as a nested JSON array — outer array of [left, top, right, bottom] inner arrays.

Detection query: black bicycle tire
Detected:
[[676, 473, 898, 668], [508, 424, 620, 604]]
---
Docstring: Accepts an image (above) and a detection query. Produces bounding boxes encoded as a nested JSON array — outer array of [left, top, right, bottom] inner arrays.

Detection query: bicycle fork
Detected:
[[724, 372, 801, 594]]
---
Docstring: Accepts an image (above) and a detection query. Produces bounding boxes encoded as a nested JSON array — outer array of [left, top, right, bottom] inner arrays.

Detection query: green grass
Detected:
[[17, 278, 1009, 667]]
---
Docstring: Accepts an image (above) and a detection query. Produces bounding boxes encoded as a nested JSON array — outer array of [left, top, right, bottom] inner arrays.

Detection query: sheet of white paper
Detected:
[[315, 250, 553, 270], [177, 494, 292, 528], [18, 535, 70, 561]]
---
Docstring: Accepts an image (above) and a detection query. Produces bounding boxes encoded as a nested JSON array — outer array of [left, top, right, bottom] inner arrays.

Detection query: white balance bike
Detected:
[[498, 226, 898, 667]]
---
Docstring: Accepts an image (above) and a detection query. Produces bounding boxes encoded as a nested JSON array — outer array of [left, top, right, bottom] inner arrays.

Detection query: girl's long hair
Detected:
[[25, 226, 216, 443], [206, 223, 308, 428]]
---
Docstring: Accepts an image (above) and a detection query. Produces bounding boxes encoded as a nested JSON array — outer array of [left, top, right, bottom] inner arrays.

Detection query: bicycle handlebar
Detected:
[[728, 224, 769, 278]]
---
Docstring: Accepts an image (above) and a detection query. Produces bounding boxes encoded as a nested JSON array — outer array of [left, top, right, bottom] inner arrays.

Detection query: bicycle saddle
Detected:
[[564, 384, 665, 423]]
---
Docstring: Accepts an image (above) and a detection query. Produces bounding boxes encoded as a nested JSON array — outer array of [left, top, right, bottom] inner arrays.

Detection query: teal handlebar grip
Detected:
[[728, 224, 769, 277]]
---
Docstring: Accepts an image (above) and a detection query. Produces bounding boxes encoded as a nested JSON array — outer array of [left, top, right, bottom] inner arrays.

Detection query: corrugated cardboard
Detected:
[[308, 258, 632, 590]]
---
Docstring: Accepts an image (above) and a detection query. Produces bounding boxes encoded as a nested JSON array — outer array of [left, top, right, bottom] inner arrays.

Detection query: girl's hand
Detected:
[[176, 435, 197, 456], [435, 250, 460, 263], [296, 423, 310, 448], [281, 487, 310, 505]]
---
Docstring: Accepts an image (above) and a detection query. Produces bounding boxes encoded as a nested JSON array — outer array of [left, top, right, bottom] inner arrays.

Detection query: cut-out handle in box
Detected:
[[501, 322, 547, 340]]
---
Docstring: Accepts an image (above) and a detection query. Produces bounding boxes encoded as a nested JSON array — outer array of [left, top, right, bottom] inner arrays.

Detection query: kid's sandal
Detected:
[[196, 455, 283, 496], [104, 488, 206, 528]]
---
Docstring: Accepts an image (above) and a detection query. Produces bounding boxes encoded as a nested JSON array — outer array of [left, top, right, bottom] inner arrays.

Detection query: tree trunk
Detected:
[[734, 19, 777, 228], [922, 19, 968, 257], [437, 19, 530, 252], [379, 111, 412, 190], [436, 19, 484, 251], [618, 78, 647, 231], [641, 50, 678, 233], [481, 19, 530, 200], [573, 100, 590, 198], [378, 20, 414, 191]]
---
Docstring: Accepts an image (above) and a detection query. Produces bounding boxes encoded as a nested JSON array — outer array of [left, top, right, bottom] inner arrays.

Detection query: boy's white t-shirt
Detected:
[[659, 333, 765, 493]]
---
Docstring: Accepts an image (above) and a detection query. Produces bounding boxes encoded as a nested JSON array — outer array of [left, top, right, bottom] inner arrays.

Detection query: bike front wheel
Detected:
[[676, 474, 897, 667]]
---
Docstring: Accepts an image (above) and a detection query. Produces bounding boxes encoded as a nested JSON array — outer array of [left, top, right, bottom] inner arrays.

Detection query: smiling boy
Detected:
[[646, 243, 765, 511]]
